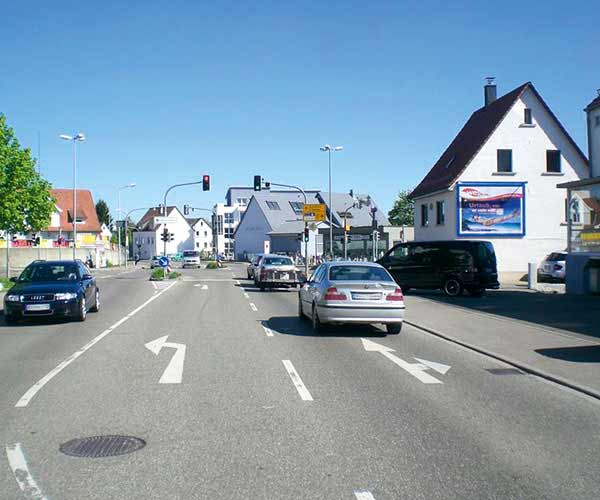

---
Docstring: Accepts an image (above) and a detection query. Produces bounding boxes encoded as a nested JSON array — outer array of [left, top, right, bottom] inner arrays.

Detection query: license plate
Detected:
[[25, 303, 50, 311], [352, 292, 382, 301]]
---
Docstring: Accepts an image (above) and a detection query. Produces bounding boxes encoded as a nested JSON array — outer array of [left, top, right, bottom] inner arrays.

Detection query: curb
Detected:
[[404, 320, 600, 402]]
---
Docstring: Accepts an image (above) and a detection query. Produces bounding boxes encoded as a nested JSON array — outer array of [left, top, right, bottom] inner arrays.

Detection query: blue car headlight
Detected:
[[5, 294, 22, 303], [54, 292, 78, 300]]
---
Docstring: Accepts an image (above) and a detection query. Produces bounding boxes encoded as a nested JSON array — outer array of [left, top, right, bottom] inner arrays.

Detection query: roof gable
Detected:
[[48, 189, 101, 232], [410, 82, 588, 199]]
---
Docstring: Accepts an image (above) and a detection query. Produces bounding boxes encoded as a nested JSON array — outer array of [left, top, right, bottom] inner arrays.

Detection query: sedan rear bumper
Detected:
[[317, 304, 405, 324]]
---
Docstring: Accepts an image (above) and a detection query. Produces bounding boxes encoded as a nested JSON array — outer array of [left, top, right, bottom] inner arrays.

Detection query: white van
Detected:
[[182, 250, 201, 268]]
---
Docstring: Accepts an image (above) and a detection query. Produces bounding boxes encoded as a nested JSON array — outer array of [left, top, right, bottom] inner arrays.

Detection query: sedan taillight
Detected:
[[324, 287, 346, 301], [260, 269, 268, 279], [386, 287, 404, 301], [554, 264, 563, 271]]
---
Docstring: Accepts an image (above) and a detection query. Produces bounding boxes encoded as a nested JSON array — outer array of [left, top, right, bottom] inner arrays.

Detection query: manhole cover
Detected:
[[486, 368, 524, 376], [59, 435, 146, 458]]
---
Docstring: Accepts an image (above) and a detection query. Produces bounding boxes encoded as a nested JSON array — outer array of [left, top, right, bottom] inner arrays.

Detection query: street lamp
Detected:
[[60, 133, 85, 260], [320, 144, 343, 259], [117, 183, 136, 266]]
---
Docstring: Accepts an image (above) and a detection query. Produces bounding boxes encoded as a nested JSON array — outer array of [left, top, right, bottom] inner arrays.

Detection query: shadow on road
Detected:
[[408, 289, 600, 339], [536, 345, 600, 363], [265, 316, 386, 338]]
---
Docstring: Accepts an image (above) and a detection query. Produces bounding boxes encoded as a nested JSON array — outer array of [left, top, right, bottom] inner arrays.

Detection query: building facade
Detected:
[[134, 206, 194, 258], [411, 81, 589, 272], [212, 187, 254, 259], [188, 217, 213, 255]]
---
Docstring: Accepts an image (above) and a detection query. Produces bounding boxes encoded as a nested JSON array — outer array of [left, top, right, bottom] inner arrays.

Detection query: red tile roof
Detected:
[[48, 189, 101, 232], [411, 82, 589, 199]]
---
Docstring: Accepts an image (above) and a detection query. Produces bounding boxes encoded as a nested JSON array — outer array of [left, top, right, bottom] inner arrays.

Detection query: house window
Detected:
[[568, 197, 581, 223], [266, 201, 281, 210], [289, 201, 304, 214], [436, 200, 445, 225], [497, 149, 513, 173], [421, 204, 429, 227], [236, 198, 248, 206], [204, 231, 208, 237], [546, 150, 561, 173], [216, 215, 223, 235], [224, 227, 234, 238], [524, 108, 532, 124], [196, 242, 199, 248], [224, 213, 234, 224], [196, 231, 199, 236]]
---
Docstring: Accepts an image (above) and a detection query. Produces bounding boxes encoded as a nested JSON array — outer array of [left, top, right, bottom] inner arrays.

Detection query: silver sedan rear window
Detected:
[[329, 266, 393, 282]]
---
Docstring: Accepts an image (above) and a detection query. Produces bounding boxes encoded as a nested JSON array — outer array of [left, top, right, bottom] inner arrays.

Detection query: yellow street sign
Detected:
[[303, 203, 326, 222]]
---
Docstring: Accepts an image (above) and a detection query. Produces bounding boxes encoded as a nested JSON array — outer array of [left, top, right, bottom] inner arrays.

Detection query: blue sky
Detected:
[[1, 0, 597, 220]]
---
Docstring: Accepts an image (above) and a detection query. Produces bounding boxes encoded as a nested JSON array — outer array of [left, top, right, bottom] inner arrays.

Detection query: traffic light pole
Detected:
[[161, 181, 204, 256], [265, 181, 309, 279]]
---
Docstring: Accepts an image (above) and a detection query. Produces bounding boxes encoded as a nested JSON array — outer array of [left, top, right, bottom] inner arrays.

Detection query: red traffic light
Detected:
[[202, 175, 210, 191]]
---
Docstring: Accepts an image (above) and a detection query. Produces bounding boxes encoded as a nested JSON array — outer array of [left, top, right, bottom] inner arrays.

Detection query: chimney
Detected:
[[484, 77, 497, 106]]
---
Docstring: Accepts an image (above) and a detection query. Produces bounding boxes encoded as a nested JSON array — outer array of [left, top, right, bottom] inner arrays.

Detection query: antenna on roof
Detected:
[[485, 76, 496, 85]]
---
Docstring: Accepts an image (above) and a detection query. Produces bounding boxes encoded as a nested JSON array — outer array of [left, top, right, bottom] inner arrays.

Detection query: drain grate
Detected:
[[59, 435, 146, 458], [486, 368, 524, 376]]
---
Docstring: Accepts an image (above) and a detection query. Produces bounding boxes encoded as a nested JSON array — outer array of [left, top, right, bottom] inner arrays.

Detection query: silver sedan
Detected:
[[298, 261, 405, 334]]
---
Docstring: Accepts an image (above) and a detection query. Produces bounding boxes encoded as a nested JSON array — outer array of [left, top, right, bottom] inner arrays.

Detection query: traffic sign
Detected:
[[154, 216, 177, 225], [158, 256, 170, 268], [303, 203, 326, 222]]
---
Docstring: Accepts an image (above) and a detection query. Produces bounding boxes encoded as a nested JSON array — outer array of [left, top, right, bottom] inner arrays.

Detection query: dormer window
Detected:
[[524, 108, 532, 125]]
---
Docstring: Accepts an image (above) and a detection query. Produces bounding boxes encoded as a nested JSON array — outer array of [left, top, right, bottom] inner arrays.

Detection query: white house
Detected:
[[410, 80, 589, 272], [134, 206, 193, 258], [212, 187, 254, 259], [187, 217, 213, 255]]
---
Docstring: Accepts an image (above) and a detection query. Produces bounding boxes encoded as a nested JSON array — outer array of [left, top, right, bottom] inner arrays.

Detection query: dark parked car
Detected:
[[378, 240, 499, 297], [3, 260, 100, 325]]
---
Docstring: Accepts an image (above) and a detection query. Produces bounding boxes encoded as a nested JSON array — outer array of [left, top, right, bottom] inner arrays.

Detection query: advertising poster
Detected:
[[457, 183, 525, 236]]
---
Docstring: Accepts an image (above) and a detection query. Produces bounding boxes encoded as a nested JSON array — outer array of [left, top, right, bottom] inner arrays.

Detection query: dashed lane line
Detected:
[[354, 491, 376, 500], [249, 303, 258, 312], [15, 281, 177, 408], [6, 443, 48, 499], [282, 360, 313, 401]]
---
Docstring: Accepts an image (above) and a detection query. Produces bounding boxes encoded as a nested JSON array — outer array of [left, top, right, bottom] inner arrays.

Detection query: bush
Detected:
[[150, 268, 164, 281], [0, 277, 14, 291], [206, 261, 219, 269], [168, 271, 181, 279], [106, 260, 114, 268]]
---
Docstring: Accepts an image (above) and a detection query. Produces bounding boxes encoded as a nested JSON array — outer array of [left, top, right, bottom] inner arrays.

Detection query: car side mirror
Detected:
[[9, 276, 18, 283], [82, 274, 93, 280]]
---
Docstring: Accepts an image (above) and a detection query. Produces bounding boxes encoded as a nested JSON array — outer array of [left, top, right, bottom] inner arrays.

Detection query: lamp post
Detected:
[[60, 133, 85, 260], [117, 183, 136, 266], [320, 144, 343, 259]]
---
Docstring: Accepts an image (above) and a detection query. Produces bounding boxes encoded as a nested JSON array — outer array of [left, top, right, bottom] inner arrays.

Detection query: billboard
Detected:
[[457, 182, 526, 237]]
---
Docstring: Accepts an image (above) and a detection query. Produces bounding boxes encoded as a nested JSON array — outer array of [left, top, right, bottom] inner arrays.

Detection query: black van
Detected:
[[377, 240, 499, 297]]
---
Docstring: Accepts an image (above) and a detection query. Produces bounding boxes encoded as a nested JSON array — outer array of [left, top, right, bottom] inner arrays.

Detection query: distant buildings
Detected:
[[212, 187, 253, 259], [187, 217, 213, 255], [134, 206, 193, 258], [410, 80, 589, 272]]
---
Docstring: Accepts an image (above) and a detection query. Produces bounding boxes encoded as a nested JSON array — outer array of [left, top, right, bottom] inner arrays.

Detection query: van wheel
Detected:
[[443, 277, 463, 297]]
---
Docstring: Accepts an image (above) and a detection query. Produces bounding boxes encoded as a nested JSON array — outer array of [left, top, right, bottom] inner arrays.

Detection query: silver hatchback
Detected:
[[298, 261, 405, 334]]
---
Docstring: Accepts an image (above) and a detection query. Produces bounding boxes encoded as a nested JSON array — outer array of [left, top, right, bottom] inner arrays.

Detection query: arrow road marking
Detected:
[[250, 302, 258, 312], [243, 292, 250, 299], [354, 491, 376, 500], [282, 360, 313, 401], [145, 335, 187, 384], [414, 357, 451, 375], [361, 338, 445, 384], [6, 443, 48, 499], [193, 284, 208, 290]]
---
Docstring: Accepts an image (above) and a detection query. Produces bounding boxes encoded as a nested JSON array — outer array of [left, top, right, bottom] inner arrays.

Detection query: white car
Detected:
[[538, 252, 566, 281], [182, 250, 201, 268], [150, 256, 161, 269]]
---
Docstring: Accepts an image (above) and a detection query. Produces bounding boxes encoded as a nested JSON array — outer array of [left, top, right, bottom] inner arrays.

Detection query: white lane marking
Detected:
[[6, 443, 48, 499], [151, 281, 158, 289], [282, 360, 313, 401], [262, 325, 274, 337], [235, 280, 241, 285], [361, 338, 443, 384], [250, 303, 258, 312], [15, 282, 178, 408], [144, 335, 187, 384], [413, 357, 451, 375], [193, 284, 208, 290], [354, 491, 376, 500], [243, 292, 250, 299]]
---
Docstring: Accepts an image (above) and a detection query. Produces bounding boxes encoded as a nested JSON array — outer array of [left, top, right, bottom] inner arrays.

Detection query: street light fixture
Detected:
[[320, 144, 343, 259], [117, 183, 137, 267], [60, 132, 85, 260]]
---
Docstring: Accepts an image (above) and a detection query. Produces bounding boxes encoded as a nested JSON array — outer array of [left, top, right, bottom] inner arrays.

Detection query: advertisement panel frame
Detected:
[[456, 181, 527, 238]]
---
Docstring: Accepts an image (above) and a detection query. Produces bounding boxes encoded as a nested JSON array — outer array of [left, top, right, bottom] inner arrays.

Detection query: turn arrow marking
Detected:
[[413, 357, 451, 375], [145, 335, 187, 384], [361, 338, 446, 384]]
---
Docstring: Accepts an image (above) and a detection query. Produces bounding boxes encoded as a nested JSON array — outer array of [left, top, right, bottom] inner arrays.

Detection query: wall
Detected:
[[414, 87, 588, 272], [588, 105, 600, 177], [0, 247, 126, 276], [233, 199, 272, 258]]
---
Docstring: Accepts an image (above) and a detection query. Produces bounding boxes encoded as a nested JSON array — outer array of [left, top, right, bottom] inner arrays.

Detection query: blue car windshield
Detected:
[[329, 265, 393, 282], [19, 263, 80, 282]]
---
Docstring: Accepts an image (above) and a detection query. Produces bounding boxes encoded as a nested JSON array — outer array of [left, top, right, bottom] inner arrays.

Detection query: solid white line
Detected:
[[250, 303, 258, 312], [282, 360, 313, 401], [262, 325, 274, 337], [15, 281, 177, 408], [354, 491, 376, 500], [243, 292, 250, 299], [6, 443, 48, 499], [159, 343, 187, 384]]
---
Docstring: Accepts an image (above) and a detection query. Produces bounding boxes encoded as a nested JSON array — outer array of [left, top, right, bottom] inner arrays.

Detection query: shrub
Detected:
[[150, 268, 164, 281], [0, 278, 14, 291], [168, 271, 181, 279], [106, 260, 114, 268], [206, 261, 219, 269]]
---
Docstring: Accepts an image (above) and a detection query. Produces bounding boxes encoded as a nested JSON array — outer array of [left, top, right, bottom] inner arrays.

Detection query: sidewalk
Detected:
[[404, 290, 600, 398]]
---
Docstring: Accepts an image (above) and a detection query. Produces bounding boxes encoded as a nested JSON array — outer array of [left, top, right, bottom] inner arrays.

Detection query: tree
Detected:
[[388, 189, 415, 226], [1, 114, 55, 274], [95, 199, 112, 226]]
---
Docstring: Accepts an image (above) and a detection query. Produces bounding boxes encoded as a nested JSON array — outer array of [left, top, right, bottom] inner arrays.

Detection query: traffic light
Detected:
[[347, 235, 352, 243], [160, 228, 169, 242], [184, 204, 189, 216], [253, 175, 262, 191], [169, 233, 175, 242], [202, 175, 210, 191], [304, 227, 310, 242]]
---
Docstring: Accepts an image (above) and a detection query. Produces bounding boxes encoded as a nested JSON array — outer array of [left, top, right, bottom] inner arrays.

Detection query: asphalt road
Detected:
[[1, 263, 599, 499]]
